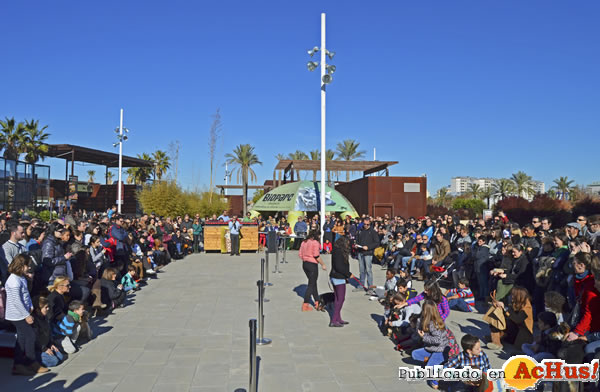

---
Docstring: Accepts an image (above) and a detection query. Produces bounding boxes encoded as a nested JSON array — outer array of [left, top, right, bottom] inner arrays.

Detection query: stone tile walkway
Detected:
[[0, 251, 506, 391]]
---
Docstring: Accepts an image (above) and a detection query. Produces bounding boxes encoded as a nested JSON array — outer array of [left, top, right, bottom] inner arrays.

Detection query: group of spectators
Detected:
[[295, 211, 600, 391], [0, 208, 203, 376]]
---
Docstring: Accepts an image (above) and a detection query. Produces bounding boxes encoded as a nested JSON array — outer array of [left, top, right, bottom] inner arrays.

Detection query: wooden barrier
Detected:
[[204, 223, 258, 252]]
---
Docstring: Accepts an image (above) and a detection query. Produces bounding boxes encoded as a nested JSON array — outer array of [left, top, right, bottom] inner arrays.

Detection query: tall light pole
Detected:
[[113, 108, 129, 214], [307, 13, 336, 244]]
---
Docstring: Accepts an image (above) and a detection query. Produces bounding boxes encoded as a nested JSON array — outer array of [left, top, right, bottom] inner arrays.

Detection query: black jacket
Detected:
[[356, 227, 380, 256], [101, 278, 126, 308], [42, 236, 68, 284], [47, 290, 67, 326], [32, 312, 54, 352], [330, 247, 352, 280]]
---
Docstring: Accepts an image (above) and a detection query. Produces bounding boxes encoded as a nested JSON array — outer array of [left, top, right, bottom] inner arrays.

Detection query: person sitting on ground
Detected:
[[522, 311, 566, 361], [399, 279, 450, 320], [385, 293, 421, 337], [55, 300, 88, 354], [411, 300, 450, 389], [372, 268, 399, 299], [32, 295, 64, 368], [396, 278, 418, 300], [100, 267, 126, 310], [442, 334, 491, 392], [121, 265, 139, 292], [445, 277, 475, 313], [487, 286, 534, 351], [47, 276, 70, 328]]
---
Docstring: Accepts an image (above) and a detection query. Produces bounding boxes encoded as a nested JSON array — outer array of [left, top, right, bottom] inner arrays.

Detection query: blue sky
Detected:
[[2, 1, 599, 195]]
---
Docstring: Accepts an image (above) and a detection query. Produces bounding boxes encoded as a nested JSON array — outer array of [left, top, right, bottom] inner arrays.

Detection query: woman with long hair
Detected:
[[487, 286, 533, 350], [299, 230, 327, 312], [329, 236, 355, 327], [47, 276, 71, 327], [5, 254, 49, 375], [411, 299, 449, 388]]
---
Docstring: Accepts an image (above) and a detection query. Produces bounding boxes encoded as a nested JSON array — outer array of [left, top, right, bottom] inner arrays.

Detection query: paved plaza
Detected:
[[0, 251, 507, 392]]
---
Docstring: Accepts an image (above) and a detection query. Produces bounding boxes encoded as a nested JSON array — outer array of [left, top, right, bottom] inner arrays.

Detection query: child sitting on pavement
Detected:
[[444, 278, 475, 312], [55, 300, 91, 354], [371, 268, 399, 299], [385, 293, 421, 336], [396, 278, 418, 301], [121, 265, 140, 292], [441, 334, 491, 392], [32, 296, 64, 367]]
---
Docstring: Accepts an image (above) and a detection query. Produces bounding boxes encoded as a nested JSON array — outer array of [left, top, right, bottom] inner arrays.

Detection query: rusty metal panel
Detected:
[[336, 177, 426, 218]]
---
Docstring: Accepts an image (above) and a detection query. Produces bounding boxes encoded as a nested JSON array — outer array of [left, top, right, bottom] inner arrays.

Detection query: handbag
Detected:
[[483, 291, 506, 330]]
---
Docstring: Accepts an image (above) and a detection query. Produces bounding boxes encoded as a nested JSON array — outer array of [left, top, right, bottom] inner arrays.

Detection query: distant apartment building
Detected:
[[587, 181, 600, 197], [450, 176, 545, 200]]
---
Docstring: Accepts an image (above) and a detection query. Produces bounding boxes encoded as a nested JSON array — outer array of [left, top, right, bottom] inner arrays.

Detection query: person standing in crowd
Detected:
[[354, 217, 379, 292], [2, 222, 25, 265], [299, 231, 326, 312], [329, 236, 354, 327], [228, 215, 241, 256], [42, 223, 73, 285], [109, 215, 128, 274], [192, 217, 203, 253], [218, 210, 230, 222], [5, 254, 49, 375], [293, 216, 308, 250]]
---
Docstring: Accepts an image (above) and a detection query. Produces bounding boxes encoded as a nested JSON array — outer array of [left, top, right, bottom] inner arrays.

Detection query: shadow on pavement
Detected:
[[4, 371, 97, 391], [293, 284, 307, 299]]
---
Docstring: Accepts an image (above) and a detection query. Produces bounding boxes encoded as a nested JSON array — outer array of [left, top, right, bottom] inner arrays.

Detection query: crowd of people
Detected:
[[294, 211, 600, 391], [0, 207, 200, 376], [2, 205, 600, 391]]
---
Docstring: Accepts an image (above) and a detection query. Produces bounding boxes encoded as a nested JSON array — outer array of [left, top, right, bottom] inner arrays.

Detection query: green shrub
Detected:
[[451, 198, 486, 215], [137, 181, 229, 217], [24, 209, 38, 219], [38, 210, 58, 222]]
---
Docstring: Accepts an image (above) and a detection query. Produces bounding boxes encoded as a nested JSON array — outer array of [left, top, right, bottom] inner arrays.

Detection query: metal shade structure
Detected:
[[252, 180, 358, 215], [47, 144, 153, 168]]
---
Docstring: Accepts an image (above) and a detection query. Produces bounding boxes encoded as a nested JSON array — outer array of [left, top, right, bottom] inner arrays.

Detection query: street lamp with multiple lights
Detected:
[[306, 13, 335, 244]]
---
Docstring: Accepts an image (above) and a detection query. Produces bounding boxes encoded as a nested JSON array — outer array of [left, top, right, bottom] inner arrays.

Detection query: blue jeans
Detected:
[[38, 350, 64, 367], [448, 297, 472, 312], [358, 253, 373, 287], [522, 343, 554, 361], [412, 348, 445, 387]]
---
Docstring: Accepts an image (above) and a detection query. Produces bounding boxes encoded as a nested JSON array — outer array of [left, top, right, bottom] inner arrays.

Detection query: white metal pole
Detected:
[[225, 162, 228, 196], [320, 13, 326, 245], [118, 108, 123, 214]]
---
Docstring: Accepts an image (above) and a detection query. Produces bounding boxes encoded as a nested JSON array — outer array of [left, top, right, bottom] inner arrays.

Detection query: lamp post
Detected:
[[113, 109, 129, 214], [307, 13, 336, 245]]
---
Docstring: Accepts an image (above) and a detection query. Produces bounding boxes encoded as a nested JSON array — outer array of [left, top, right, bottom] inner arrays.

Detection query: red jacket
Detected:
[[574, 273, 600, 335]]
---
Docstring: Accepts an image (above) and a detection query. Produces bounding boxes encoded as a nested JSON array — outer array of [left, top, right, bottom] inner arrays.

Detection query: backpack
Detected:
[[535, 256, 555, 288], [445, 327, 460, 360]]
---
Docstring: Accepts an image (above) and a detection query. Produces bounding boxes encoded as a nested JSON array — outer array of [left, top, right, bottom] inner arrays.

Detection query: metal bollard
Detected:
[[256, 280, 272, 346], [256, 259, 269, 302], [264, 252, 273, 286], [281, 239, 288, 263], [249, 319, 258, 392], [274, 247, 281, 274]]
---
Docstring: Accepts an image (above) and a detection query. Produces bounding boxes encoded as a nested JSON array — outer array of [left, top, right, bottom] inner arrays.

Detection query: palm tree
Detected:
[[152, 150, 170, 180], [125, 168, 137, 185], [466, 183, 482, 199], [480, 187, 495, 208], [275, 153, 287, 161], [21, 119, 50, 164], [288, 150, 308, 180], [547, 189, 557, 199], [335, 139, 365, 181], [552, 176, 574, 200], [87, 170, 96, 183], [435, 187, 451, 207], [225, 144, 262, 216], [511, 171, 535, 198], [106, 171, 114, 185], [0, 117, 26, 161], [309, 149, 336, 181], [492, 178, 515, 200], [21, 119, 50, 209]]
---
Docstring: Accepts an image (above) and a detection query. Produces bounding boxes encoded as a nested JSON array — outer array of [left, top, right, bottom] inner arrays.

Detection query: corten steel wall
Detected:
[[336, 177, 427, 218]]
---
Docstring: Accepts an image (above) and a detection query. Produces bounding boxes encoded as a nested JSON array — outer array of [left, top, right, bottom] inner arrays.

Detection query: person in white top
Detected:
[[5, 254, 49, 376]]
